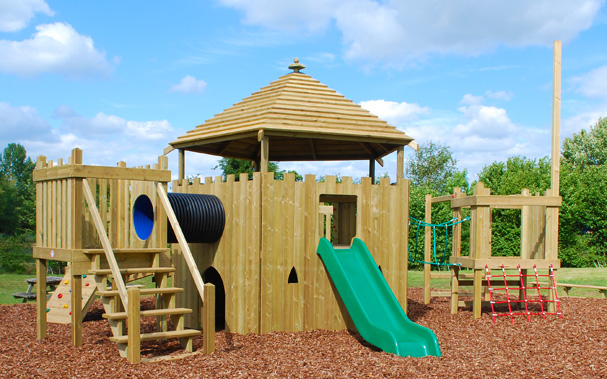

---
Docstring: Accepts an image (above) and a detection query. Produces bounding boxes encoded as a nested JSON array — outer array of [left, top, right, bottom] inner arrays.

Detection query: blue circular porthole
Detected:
[[133, 195, 154, 240]]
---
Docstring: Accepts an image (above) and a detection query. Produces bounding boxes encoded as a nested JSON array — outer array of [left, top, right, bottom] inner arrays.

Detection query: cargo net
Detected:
[[485, 264, 562, 324]]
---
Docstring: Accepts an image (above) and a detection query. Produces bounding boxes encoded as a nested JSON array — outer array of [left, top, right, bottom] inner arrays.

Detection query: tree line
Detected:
[[1, 117, 606, 272], [407, 117, 607, 268]]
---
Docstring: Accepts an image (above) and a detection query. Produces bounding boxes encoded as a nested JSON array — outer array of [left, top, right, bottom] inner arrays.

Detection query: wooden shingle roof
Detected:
[[170, 62, 415, 162]]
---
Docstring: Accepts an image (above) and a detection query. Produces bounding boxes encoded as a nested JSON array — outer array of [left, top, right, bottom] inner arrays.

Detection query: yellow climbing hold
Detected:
[[63, 304, 69, 308], [65, 280, 69, 285]]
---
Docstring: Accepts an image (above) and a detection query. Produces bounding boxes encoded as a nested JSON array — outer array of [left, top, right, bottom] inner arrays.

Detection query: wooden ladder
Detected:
[[88, 248, 201, 362]]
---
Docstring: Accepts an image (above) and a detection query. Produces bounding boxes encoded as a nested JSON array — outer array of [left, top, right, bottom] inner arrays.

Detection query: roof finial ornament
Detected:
[[289, 58, 306, 73]]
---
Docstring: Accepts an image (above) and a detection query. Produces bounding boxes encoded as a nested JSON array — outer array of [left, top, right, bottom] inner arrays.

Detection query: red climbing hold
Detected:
[[58, 293, 63, 299]]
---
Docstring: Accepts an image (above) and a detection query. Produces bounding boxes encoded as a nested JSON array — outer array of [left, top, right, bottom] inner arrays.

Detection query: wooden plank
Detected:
[[33, 164, 171, 182], [303, 174, 316, 331], [260, 172, 273, 333], [157, 183, 206, 304], [293, 178, 304, 331], [82, 179, 129, 308], [451, 195, 561, 208], [203, 283, 216, 354], [283, 173, 295, 331], [127, 287, 141, 363], [450, 257, 561, 269]]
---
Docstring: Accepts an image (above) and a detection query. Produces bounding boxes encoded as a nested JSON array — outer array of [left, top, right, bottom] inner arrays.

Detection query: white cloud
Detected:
[[170, 75, 208, 94], [219, 0, 603, 66], [218, 0, 339, 33], [126, 120, 175, 141], [0, 102, 57, 144], [570, 65, 607, 100], [397, 94, 556, 179], [485, 90, 514, 101], [0, 0, 54, 32], [0, 22, 113, 77], [359, 99, 429, 125]]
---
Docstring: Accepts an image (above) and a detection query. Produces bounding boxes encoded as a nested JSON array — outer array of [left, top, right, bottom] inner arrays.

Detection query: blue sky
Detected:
[[1, 0, 607, 182]]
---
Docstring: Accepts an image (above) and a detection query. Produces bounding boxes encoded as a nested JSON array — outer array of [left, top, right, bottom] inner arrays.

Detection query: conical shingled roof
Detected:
[[170, 63, 415, 162]]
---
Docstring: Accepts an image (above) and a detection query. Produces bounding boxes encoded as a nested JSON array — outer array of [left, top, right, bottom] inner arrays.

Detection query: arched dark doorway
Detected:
[[202, 266, 226, 331]]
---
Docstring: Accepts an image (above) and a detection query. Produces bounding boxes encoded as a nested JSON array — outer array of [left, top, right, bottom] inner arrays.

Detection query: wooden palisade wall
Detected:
[[172, 173, 410, 334]]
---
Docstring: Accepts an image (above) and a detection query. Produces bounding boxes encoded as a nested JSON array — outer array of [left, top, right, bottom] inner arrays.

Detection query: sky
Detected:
[[1, 0, 607, 183]]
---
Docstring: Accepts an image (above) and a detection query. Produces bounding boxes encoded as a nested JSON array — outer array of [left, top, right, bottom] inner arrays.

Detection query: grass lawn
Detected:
[[0, 268, 605, 305], [409, 267, 607, 298], [0, 274, 156, 305]]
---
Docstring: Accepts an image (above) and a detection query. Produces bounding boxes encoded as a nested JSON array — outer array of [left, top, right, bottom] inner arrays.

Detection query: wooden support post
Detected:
[[396, 146, 404, 181], [127, 287, 141, 364], [71, 274, 83, 346], [473, 269, 483, 319], [423, 194, 432, 304], [36, 259, 47, 339], [178, 149, 185, 181], [368, 159, 375, 182], [203, 283, 216, 355], [450, 265, 459, 314], [259, 132, 269, 174]]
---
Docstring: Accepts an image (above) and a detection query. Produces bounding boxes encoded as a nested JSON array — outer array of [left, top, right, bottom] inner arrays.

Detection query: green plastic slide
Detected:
[[316, 237, 441, 358]]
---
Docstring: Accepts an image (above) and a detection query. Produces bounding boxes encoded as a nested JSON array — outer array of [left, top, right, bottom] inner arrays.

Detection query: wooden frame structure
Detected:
[[32, 149, 213, 362], [420, 183, 561, 318]]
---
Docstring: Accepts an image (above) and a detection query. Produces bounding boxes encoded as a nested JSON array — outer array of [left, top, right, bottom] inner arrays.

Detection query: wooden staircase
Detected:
[[88, 248, 201, 362]]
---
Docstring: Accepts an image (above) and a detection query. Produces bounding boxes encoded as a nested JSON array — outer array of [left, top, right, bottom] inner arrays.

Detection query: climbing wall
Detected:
[[46, 266, 97, 324]]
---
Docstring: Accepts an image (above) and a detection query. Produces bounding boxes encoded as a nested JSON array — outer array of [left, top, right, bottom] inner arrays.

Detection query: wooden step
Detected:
[[89, 267, 175, 276], [84, 248, 170, 255], [103, 307, 193, 320], [110, 329, 200, 344], [97, 287, 184, 297]]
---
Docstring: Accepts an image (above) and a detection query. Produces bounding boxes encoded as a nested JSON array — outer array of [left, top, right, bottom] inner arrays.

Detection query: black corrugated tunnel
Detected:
[[166, 192, 225, 243], [131, 193, 225, 243]]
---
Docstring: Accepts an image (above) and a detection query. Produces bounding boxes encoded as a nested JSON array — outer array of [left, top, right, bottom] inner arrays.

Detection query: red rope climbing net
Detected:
[[485, 264, 562, 324]]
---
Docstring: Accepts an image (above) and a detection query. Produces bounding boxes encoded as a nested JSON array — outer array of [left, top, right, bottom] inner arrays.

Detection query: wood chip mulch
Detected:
[[1, 288, 606, 378]]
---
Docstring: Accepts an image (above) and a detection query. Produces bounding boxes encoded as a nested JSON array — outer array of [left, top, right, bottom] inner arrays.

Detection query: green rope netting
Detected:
[[408, 216, 470, 267]]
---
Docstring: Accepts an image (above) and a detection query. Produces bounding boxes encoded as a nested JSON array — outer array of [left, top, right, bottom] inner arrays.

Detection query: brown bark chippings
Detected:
[[1, 288, 606, 378]]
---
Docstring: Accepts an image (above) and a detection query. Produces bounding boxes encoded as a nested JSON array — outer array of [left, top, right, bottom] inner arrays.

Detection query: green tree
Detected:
[[562, 117, 607, 167], [476, 156, 552, 257], [214, 157, 302, 181], [0, 143, 36, 235], [406, 141, 463, 193], [406, 142, 470, 269], [559, 117, 607, 266]]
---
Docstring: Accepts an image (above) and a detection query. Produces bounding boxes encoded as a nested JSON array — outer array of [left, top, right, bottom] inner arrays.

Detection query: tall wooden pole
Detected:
[[551, 41, 561, 195]]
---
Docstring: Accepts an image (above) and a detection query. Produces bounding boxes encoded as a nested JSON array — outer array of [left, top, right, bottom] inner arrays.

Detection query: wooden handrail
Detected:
[[156, 182, 206, 301], [82, 180, 129, 308]]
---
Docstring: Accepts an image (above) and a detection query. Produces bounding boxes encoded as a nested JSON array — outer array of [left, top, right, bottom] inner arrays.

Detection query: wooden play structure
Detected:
[[33, 59, 418, 360], [421, 41, 564, 318], [32, 149, 216, 362], [422, 183, 561, 318], [31, 42, 565, 360]]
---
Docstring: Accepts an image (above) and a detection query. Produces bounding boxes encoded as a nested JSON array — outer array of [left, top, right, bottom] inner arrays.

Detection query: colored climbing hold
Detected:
[[83, 275, 87, 278], [58, 293, 63, 299], [63, 304, 69, 308], [69, 289, 71, 292], [46, 308, 50, 312], [65, 280, 69, 285], [85, 283, 90, 287], [69, 312, 72, 316]]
